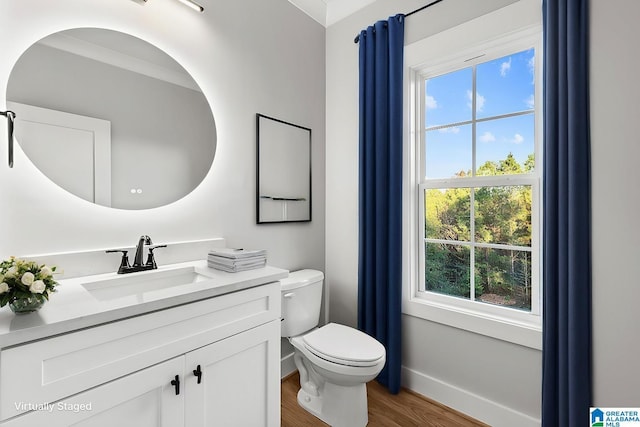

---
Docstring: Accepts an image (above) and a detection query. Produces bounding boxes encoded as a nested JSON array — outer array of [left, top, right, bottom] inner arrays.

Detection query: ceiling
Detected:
[[288, 0, 377, 27]]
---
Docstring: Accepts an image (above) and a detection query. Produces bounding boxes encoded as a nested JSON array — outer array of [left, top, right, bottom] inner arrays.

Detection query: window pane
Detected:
[[476, 114, 534, 176], [425, 188, 471, 241], [476, 49, 535, 118], [475, 185, 532, 246], [425, 242, 470, 299], [425, 124, 471, 179], [425, 67, 472, 128], [475, 247, 531, 311]]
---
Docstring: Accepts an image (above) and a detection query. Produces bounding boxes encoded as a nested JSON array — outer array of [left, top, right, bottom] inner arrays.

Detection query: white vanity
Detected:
[[0, 260, 286, 426], [0, 18, 298, 427]]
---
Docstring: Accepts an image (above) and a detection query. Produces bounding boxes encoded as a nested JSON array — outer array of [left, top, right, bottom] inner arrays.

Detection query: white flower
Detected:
[[21, 272, 35, 286], [29, 280, 46, 294], [39, 266, 53, 278], [0, 283, 8, 294], [5, 266, 17, 278], [0, 273, 4, 282]]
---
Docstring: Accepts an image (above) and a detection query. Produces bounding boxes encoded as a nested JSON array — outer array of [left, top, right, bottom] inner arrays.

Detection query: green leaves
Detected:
[[424, 153, 533, 310], [0, 257, 59, 309], [0, 292, 12, 307]]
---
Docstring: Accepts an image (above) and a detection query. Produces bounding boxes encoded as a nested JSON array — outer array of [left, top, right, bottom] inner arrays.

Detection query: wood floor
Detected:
[[281, 372, 489, 427]]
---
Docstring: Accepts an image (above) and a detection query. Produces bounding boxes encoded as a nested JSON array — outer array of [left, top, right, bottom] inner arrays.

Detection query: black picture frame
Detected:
[[256, 113, 312, 224]]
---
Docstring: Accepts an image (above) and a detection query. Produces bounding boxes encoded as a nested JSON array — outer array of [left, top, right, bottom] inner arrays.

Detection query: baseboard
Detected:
[[401, 366, 540, 427], [281, 351, 297, 379]]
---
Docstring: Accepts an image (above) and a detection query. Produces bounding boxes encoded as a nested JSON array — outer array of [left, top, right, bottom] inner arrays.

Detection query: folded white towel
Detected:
[[207, 256, 266, 268], [208, 259, 266, 273], [208, 248, 267, 259]]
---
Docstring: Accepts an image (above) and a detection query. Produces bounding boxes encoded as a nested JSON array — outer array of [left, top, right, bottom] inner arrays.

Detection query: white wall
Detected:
[[590, 0, 640, 406], [326, 0, 542, 425], [0, 0, 325, 275]]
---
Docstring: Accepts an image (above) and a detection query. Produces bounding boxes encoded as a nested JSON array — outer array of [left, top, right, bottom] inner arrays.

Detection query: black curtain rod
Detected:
[[354, 0, 444, 43]]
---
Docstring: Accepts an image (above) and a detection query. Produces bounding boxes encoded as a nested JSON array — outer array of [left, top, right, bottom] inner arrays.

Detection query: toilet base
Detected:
[[297, 382, 369, 427]]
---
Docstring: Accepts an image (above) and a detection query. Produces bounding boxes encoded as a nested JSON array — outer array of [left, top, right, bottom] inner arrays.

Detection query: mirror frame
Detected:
[[256, 113, 312, 224], [6, 27, 216, 210]]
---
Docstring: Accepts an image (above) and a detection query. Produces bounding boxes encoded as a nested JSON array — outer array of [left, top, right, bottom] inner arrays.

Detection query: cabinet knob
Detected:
[[283, 292, 295, 299], [193, 365, 203, 384], [170, 374, 180, 395]]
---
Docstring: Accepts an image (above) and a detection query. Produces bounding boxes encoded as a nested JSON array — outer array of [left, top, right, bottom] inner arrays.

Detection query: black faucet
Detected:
[[133, 235, 152, 267], [106, 235, 167, 274]]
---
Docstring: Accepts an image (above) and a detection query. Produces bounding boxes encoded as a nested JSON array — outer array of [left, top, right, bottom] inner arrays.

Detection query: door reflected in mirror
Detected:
[[256, 114, 311, 223], [7, 28, 216, 210]]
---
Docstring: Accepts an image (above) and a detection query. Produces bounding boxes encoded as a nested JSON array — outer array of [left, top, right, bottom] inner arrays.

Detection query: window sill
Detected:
[[403, 295, 542, 350]]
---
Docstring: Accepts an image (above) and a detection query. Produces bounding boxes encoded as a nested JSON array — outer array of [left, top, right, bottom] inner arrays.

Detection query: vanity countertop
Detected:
[[0, 260, 288, 348]]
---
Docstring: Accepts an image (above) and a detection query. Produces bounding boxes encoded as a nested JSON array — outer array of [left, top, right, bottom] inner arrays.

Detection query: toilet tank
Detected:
[[280, 269, 324, 337]]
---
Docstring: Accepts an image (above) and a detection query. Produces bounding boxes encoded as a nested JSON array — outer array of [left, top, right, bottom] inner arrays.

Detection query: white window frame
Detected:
[[403, 26, 543, 350]]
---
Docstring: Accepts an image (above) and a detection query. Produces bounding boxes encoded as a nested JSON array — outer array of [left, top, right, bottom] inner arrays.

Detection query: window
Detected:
[[407, 32, 542, 346]]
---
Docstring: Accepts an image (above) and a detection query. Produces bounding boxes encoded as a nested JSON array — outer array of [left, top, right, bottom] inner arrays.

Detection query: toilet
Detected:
[[280, 269, 386, 427]]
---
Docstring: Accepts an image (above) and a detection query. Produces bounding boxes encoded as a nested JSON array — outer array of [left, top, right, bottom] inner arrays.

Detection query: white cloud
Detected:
[[528, 56, 535, 74], [500, 58, 512, 77], [467, 90, 485, 112], [426, 94, 438, 109], [439, 127, 460, 134], [525, 94, 535, 109], [528, 55, 535, 84], [477, 93, 485, 112], [479, 131, 496, 143], [510, 133, 524, 144]]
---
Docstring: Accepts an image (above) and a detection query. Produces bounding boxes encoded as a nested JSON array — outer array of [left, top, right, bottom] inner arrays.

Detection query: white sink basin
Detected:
[[82, 266, 215, 301]]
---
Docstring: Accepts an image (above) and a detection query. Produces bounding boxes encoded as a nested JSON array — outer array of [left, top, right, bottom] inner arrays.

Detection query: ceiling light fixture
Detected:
[[130, 0, 203, 13], [175, 0, 204, 12]]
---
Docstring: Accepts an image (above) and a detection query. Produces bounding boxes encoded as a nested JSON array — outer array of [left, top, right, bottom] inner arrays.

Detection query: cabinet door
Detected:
[[185, 320, 280, 427], [1, 357, 185, 427]]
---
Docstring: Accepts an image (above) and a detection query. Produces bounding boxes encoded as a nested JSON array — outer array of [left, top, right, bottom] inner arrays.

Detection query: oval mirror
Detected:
[[6, 28, 216, 210]]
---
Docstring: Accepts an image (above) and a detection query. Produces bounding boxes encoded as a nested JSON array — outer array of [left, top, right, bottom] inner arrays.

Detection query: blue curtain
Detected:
[[357, 14, 404, 395], [542, 0, 592, 425]]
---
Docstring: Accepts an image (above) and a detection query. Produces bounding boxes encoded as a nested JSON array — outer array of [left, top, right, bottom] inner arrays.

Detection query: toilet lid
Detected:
[[302, 323, 385, 367]]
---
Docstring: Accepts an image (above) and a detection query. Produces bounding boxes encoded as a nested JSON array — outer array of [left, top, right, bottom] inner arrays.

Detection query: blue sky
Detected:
[[424, 49, 535, 179]]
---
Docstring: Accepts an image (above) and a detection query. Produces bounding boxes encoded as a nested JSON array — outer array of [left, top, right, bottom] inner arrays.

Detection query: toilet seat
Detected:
[[302, 323, 385, 367]]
